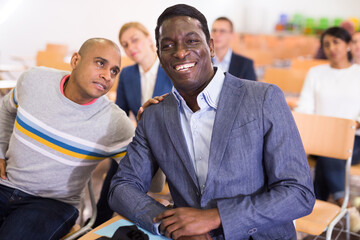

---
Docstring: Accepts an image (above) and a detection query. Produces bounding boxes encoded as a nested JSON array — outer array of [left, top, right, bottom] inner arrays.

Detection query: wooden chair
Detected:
[[63, 148, 128, 239], [263, 67, 307, 95], [36, 51, 72, 71], [291, 58, 328, 72], [61, 179, 97, 240], [292, 112, 356, 240], [240, 49, 274, 67], [36, 43, 72, 71], [351, 163, 360, 175], [45, 43, 69, 57], [263, 67, 308, 109]]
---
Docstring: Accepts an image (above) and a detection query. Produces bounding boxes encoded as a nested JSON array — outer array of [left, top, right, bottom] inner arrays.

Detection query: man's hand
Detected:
[[136, 93, 169, 121], [0, 158, 7, 180], [153, 207, 221, 239]]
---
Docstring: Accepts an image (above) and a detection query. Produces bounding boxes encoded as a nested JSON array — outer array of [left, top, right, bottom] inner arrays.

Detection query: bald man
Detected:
[[0, 38, 134, 239]]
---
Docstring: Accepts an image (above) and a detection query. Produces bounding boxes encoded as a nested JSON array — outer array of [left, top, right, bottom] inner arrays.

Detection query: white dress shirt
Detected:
[[172, 67, 225, 193], [139, 58, 159, 105], [212, 48, 232, 72]]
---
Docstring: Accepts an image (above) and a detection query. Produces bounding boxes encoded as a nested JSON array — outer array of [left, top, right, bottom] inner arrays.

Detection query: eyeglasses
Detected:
[[211, 29, 232, 34]]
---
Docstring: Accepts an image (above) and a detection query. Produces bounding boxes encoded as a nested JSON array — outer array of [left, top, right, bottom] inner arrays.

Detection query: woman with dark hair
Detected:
[[296, 26, 360, 232]]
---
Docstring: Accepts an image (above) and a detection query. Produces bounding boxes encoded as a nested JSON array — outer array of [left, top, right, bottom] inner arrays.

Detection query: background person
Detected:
[[115, 22, 173, 116], [296, 26, 360, 232], [315, 20, 355, 59], [211, 16, 257, 80]]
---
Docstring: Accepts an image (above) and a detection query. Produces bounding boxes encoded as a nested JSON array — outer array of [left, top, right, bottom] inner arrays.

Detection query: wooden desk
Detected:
[[79, 186, 171, 239], [79, 215, 169, 240], [79, 215, 124, 240]]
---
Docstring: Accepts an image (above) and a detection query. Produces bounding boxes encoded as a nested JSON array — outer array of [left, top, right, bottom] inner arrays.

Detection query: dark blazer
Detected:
[[228, 52, 257, 81], [109, 73, 315, 239], [115, 64, 173, 115]]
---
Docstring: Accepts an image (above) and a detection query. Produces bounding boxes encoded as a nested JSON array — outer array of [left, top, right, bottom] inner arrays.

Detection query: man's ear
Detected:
[[209, 38, 215, 58], [70, 52, 81, 70]]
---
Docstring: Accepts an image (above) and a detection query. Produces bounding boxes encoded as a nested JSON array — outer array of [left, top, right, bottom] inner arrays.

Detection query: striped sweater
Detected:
[[0, 67, 134, 206]]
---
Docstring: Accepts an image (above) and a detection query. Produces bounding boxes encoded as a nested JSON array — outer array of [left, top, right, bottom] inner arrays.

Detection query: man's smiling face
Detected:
[[157, 16, 215, 94]]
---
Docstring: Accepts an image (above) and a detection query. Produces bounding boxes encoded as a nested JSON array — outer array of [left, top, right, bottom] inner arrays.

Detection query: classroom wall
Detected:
[[1, 0, 360, 65]]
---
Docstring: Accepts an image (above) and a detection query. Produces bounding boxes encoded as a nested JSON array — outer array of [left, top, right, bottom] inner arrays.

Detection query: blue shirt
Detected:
[[212, 48, 232, 72], [172, 67, 225, 193]]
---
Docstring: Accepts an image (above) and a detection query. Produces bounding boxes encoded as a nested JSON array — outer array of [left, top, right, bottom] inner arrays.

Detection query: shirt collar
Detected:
[[60, 74, 98, 105], [213, 48, 232, 65], [172, 67, 225, 110]]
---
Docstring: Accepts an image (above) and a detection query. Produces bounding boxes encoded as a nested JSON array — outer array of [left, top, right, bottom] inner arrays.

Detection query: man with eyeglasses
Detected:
[[211, 17, 257, 81]]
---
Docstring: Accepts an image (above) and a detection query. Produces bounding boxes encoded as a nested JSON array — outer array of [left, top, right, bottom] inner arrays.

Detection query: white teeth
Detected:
[[96, 83, 105, 90], [175, 63, 195, 71]]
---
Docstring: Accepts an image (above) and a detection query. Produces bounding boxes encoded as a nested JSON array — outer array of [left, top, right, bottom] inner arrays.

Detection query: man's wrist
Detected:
[[207, 208, 221, 230]]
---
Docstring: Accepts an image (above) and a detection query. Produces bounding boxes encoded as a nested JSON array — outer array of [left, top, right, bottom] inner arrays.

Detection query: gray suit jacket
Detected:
[[109, 73, 315, 240]]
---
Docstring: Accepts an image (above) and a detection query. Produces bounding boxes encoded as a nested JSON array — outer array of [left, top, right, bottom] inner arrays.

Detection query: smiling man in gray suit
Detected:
[[109, 4, 315, 240]]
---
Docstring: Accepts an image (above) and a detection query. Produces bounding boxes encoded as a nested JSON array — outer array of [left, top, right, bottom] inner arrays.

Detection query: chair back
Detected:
[[291, 59, 328, 71], [263, 68, 307, 94], [240, 49, 274, 67], [45, 43, 69, 57], [293, 112, 356, 239], [36, 51, 72, 71], [292, 112, 355, 160], [36, 43, 72, 71]]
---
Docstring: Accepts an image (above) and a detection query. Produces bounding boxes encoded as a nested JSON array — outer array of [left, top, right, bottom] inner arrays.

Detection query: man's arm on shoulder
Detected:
[[215, 85, 315, 238], [108, 111, 167, 234]]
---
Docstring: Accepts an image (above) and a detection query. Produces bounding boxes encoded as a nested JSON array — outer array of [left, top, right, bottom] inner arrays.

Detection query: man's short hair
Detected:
[[155, 4, 210, 51], [214, 17, 234, 32]]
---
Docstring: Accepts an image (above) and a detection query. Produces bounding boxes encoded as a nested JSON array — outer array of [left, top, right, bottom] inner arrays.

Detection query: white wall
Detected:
[[1, 0, 360, 65]]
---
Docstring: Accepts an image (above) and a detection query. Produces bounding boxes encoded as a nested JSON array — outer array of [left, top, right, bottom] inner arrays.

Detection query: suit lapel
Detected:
[[164, 94, 199, 189], [206, 75, 246, 186]]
